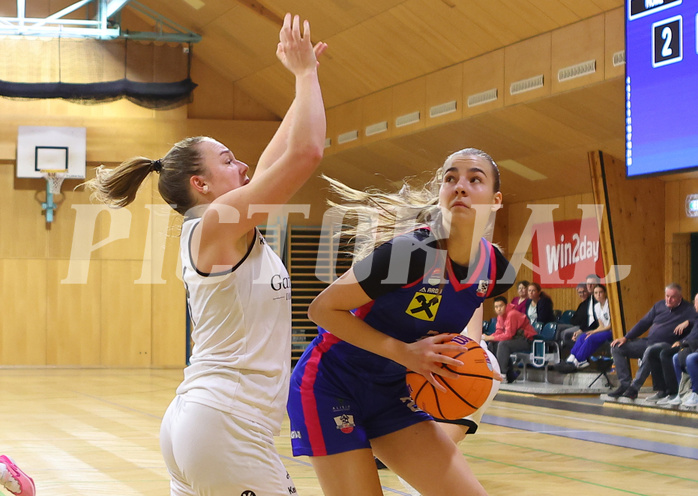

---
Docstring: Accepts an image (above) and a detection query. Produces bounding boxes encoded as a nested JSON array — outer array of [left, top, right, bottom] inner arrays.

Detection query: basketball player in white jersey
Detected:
[[86, 13, 326, 496]]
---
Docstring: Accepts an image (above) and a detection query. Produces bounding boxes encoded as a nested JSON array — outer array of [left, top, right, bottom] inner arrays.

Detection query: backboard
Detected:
[[17, 126, 86, 179]]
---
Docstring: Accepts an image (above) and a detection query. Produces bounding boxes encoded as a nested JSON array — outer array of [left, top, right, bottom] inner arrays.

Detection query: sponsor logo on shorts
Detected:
[[290, 430, 302, 439], [333, 414, 356, 434]]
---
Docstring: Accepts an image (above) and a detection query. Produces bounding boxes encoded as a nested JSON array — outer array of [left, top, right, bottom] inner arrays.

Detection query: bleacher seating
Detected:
[[512, 322, 561, 383], [558, 309, 575, 325]]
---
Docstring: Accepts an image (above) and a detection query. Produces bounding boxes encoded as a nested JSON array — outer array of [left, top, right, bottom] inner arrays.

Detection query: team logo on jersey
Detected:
[[406, 290, 442, 321], [334, 414, 356, 434], [476, 279, 491, 297]]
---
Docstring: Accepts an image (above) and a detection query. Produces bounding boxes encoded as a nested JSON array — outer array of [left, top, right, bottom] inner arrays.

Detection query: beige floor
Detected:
[[1, 368, 696, 496]]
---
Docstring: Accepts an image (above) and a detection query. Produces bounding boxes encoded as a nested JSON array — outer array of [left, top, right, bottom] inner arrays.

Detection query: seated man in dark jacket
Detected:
[[647, 293, 698, 403], [608, 283, 696, 400]]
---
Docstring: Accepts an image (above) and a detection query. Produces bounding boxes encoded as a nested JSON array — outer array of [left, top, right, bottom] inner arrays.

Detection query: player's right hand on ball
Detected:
[[403, 334, 464, 392]]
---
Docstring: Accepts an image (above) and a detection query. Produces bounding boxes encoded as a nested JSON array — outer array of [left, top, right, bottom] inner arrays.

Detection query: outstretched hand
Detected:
[[402, 334, 465, 392], [276, 13, 327, 75]]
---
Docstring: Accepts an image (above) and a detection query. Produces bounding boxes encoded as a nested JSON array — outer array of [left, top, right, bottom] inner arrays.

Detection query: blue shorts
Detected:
[[287, 333, 432, 457]]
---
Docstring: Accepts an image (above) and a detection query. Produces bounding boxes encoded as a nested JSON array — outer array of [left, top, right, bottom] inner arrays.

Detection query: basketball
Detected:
[[406, 334, 495, 420]]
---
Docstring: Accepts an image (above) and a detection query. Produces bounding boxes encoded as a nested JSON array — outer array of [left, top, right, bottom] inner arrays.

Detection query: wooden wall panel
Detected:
[[332, 99, 363, 152], [462, 49, 505, 118], [551, 15, 605, 94], [605, 7, 626, 80], [101, 261, 152, 366], [187, 56, 236, 120], [664, 180, 681, 244], [426, 65, 463, 127], [98, 175, 153, 262], [232, 85, 279, 122], [504, 33, 552, 106], [392, 78, 426, 137], [590, 151, 665, 338], [0, 259, 47, 365], [664, 178, 698, 297], [362, 88, 393, 144], [0, 165, 48, 259], [46, 260, 102, 365], [150, 210, 187, 367]]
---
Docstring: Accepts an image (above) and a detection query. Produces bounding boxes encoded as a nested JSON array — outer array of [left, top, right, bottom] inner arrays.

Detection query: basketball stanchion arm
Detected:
[[41, 183, 57, 223]]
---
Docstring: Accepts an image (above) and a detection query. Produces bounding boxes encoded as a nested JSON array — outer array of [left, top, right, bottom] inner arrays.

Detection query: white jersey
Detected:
[[176, 219, 292, 434]]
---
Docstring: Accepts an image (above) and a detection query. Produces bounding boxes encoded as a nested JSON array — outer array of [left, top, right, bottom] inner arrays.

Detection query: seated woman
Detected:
[[557, 284, 613, 372], [510, 280, 530, 314], [525, 282, 555, 325]]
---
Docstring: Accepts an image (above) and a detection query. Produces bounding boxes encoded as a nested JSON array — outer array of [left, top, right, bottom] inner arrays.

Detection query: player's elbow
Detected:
[[307, 288, 333, 328], [307, 296, 322, 325], [291, 143, 324, 169]]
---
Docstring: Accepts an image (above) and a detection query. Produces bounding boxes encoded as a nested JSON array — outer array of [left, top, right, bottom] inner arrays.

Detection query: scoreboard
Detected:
[[626, 0, 698, 177]]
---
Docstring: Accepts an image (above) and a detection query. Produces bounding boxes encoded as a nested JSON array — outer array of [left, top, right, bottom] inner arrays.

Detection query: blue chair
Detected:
[[482, 317, 497, 336], [558, 309, 575, 325], [532, 321, 543, 335], [531, 322, 561, 372], [513, 321, 561, 383], [540, 322, 558, 342]]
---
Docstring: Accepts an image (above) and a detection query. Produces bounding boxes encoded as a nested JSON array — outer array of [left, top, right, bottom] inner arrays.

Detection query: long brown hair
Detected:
[[84, 136, 209, 215]]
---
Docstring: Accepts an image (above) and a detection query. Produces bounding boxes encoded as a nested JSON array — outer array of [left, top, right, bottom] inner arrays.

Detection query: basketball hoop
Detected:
[[42, 170, 66, 195], [40, 169, 67, 224]]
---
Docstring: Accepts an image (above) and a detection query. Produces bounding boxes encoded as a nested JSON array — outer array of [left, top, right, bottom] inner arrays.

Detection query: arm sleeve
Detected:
[[538, 296, 555, 323], [625, 305, 656, 339], [490, 314, 516, 341], [570, 300, 587, 327]]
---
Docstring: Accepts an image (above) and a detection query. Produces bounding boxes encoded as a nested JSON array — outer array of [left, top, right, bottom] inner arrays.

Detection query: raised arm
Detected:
[[196, 14, 326, 267], [254, 42, 327, 177]]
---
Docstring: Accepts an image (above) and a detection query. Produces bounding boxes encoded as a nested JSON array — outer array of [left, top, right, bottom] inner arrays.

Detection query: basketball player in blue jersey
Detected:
[[86, 13, 327, 496], [288, 148, 513, 496]]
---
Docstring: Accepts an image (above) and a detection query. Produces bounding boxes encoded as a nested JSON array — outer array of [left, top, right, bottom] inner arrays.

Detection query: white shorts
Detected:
[[160, 395, 296, 496], [435, 346, 501, 433]]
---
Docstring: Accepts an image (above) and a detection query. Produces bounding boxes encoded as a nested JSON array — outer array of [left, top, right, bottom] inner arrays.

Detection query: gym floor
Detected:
[[2, 368, 696, 495]]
